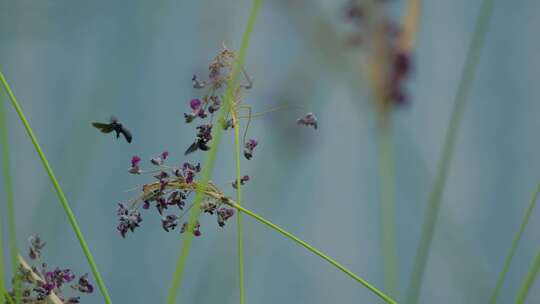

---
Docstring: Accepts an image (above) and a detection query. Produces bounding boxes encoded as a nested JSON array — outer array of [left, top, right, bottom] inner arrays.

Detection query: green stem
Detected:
[[515, 245, 540, 303], [0, 71, 112, 304], [489, 182, 540, 303], [166, 1, 262, 303], [405, 0, 496, 303], [0, 91, 7, 304], [0, 79, 20, 304], [228, 202, 398, 304], [234, 116, 245, 303], [378, 121, 398, 296]]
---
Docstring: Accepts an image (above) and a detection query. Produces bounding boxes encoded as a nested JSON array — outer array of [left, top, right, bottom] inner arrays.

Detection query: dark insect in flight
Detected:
[[92, 116, 132, 143]]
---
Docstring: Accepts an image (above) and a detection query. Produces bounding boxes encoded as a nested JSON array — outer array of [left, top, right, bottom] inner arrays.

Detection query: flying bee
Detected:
[[92, 116, 132, 143]]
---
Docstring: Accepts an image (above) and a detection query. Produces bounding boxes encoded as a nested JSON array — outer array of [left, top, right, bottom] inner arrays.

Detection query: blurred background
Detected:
[[1, 0, 540, 303]]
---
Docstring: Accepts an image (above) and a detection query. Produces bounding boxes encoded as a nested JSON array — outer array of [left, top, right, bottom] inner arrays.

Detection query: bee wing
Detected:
[[184, 141, 199, 155], [92, 122, 114, 133], [120, 127, 132, 143]]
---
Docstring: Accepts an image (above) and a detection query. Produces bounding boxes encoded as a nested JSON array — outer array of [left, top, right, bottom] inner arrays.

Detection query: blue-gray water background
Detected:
[[1, 0, 540, 303]]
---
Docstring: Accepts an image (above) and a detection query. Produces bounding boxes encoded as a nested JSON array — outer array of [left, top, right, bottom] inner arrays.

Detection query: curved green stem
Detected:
[[228, 202, 397, 304], [166, 1, 262, 303], [0, 71, 112, 304], [0, 78, 20, 304], [515, 245, 540, 304], [489, 182, 540, 303], [405, 0, 496, 302]]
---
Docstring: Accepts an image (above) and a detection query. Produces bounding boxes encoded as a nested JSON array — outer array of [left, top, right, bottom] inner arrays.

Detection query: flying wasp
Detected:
[[92, 116, 132, 143]]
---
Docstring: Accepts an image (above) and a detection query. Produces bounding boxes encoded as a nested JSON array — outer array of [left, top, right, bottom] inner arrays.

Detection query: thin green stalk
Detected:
[[227, 201, 398, 304], [0, 91, 7, 304], [165, 1, 262, 303], [405, 0, 496, 303], [0, 81, 19, 304], [233, 116, 245, 303], [515, 245, 540, 303], [0, 218, 4, 304], [489, 182, 540, 303], [0, 72, 112, 304], [378, 121, 398, 296]]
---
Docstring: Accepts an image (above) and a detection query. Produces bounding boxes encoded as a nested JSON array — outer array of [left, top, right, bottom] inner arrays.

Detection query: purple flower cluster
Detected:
[[117, 152, 237, 238], [10, 235, 93, 303], [117, 203, 143, 238], [183, 47, 258, 157]]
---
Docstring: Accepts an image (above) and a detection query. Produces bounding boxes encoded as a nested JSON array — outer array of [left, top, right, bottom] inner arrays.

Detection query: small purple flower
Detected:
[[196, 108, 207, 119], [156, 198, 168, 214], [296, 113, 318, 129], [131, 156, 141, 167], [243, 139, 258, 160], [190, 98, 202, 110], [129, 155, 142, 174], [151, 151, 169, 166], [232, 175, 250, 189], [167, 191, 185, 209], [142, 201, 150, 210], [217, 208, 235, 227], [161, 214, 179, 232], [75, 274, 94, 294], [193, 221, 201, 237]]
